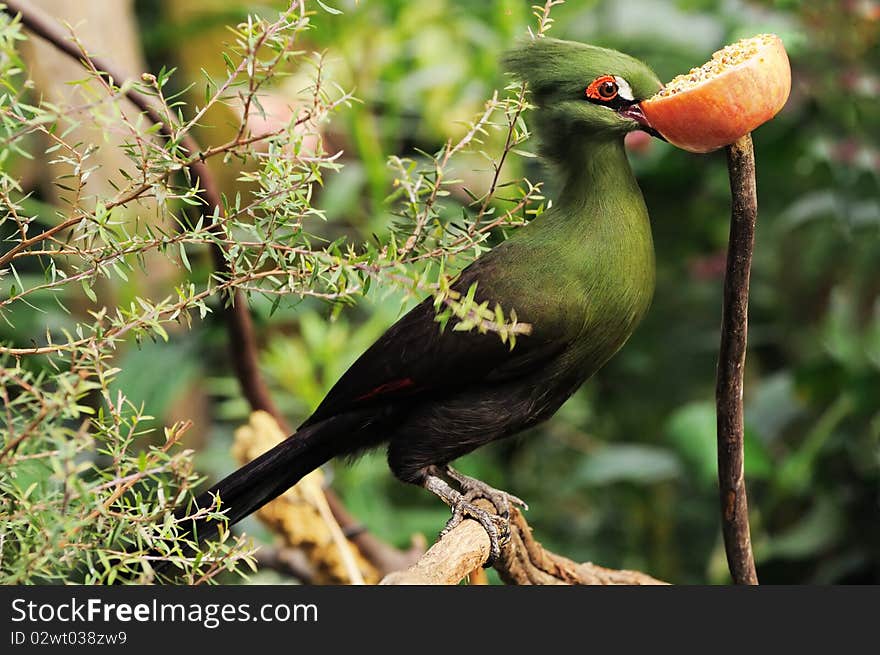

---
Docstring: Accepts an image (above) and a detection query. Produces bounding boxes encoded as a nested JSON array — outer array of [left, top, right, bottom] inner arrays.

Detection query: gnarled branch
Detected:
[[381, 501, 666, 585]]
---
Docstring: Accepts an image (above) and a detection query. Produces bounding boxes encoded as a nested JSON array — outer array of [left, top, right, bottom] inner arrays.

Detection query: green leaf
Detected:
[[665, 401, 716, 486], [666, 400, 773, 486], [179, 243, 191, 272], [316, 0, 343, 15], [571, 444, 682, 487], [81, 279, 97, 303], [760, 497, 845, 562], [777, 395, 853, 495]]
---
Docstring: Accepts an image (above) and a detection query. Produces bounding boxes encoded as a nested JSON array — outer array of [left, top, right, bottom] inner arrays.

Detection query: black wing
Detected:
[[300, 251, 566, 428]]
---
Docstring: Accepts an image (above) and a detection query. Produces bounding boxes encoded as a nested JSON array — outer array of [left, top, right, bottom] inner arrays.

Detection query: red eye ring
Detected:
[[586, 75, 619, 101]]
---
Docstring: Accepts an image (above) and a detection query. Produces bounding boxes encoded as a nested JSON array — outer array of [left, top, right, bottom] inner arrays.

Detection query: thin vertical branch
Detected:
[[717, 133, 759, 585]]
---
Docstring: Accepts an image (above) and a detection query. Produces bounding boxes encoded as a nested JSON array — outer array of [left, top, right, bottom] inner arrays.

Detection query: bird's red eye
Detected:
[[586, 75, 619, 102]]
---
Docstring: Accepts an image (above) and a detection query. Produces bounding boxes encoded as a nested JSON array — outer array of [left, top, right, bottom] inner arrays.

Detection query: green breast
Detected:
[[482, 137, 655, 377]]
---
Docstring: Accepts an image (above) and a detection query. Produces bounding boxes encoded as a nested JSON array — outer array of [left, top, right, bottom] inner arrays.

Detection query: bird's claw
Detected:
[[439, 496, 509, 566], [438, 466, 529, 566], [443, 465, 529, 516], [468, 486, 529, 518], [422, 465, 527, 567]]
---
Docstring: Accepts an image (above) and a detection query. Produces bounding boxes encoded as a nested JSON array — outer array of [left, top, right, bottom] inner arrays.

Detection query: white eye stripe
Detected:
[[614, 76, 634, 101]]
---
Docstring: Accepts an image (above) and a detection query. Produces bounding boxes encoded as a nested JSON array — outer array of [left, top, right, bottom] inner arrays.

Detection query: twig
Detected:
[[380, 500, 666, 586], [232, 411, 378, 584], [323, 491, 425, 576], [530, 0, 566, 40], [300, 475, 366, 585], [253, 546, 315, 583], [470, 86, 527, 232], [717, 133, 759, 585]]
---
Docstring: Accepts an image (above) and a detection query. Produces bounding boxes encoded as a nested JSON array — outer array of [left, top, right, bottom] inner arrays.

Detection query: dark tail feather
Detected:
[[155, 413, 364, 574], [182, 420, 334, 543], [131, 412, 380, 582]]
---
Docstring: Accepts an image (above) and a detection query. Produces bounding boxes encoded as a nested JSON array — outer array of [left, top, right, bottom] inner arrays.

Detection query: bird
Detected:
[[174, 38, 665, 566]]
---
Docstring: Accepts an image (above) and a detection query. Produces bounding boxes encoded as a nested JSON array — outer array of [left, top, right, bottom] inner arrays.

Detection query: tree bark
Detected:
[[381, 501, 666, 586], [716, 134, 759, 585]]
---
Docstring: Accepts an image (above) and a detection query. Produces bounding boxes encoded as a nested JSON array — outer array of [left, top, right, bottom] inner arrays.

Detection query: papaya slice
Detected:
[[641, 34, 791, 153]]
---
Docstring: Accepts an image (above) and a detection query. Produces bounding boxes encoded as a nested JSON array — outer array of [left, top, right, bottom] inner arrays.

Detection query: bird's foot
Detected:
[[439, 495, 507, 565], [422, 465, 527, 567], [442, 465, 529, 518]]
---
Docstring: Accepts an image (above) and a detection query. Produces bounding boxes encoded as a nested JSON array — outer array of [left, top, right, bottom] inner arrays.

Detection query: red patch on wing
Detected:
[[355, 377, 416, 401]]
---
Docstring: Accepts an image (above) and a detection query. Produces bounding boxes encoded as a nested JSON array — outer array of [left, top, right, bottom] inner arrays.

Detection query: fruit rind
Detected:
[[641, 34, 791, 153]]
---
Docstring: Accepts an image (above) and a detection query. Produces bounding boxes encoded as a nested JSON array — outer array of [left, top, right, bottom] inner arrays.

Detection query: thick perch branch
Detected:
[[381, 501, 666, 585], [717, 134, 759, 585]]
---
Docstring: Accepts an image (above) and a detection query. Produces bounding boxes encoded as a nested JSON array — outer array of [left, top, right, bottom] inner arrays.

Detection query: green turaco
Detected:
[[173, 38, 667, 565]]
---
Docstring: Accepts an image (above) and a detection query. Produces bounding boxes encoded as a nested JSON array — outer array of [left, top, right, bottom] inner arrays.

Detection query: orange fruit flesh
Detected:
[[641, 34, 791, 153]]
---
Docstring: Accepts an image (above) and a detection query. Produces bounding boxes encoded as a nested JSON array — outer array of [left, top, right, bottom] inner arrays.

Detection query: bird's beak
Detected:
[[618, 103, 666, 141]]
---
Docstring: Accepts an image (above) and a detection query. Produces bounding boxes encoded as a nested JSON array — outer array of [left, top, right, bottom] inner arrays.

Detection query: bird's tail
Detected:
[[170, 412, 365, 551]]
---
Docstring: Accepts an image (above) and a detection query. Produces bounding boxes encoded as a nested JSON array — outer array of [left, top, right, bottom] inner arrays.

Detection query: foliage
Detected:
[[0, 0, 543, 583]]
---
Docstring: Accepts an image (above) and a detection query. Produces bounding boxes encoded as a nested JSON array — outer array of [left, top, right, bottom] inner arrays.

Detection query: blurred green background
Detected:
[[15, 0, 880, 583]]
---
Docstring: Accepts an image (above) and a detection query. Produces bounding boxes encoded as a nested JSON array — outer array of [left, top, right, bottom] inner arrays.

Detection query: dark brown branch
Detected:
[[4, 0, 418, 574], [254, 546, 315, 583], [717, 134, 759, 585], [323, 490, 425, 576], [381, 501, 666, 585]]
